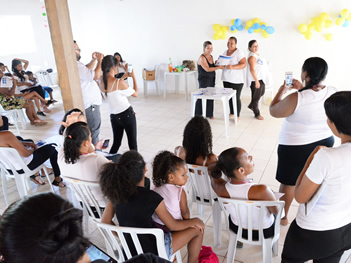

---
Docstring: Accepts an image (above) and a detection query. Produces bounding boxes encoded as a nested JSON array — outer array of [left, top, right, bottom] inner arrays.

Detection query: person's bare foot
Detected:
[[43, 107, 51, 113], [255, 115, 264, 120], [281, 217, 289, 226]]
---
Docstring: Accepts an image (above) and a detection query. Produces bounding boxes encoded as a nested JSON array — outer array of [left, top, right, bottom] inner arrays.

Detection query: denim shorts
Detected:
[[164, 232, 173, 258]]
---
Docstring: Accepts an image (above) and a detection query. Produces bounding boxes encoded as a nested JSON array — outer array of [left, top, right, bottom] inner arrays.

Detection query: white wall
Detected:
[[2, 0, 351, 93]]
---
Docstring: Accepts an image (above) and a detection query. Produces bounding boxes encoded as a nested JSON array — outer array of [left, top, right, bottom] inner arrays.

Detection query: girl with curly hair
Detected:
[[99, 150, 204, 263], [151, 151, 190, 230], [174, 115, 217, 167]]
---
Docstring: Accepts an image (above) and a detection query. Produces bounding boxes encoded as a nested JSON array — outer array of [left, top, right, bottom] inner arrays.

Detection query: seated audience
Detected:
[[99, 151, 204, 263], [0, 192, 92, 263], [0, 130, 65, 187], [175, 115, 217, 167], [0, 71, 47, 125], [209, 147, 278, 240], [26, 71, 57, 104], [282, 91, 351, 262]]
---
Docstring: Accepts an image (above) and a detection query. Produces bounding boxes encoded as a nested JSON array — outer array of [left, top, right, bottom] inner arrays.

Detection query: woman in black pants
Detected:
[[0, 130, 65, 187], [100, 55, 138, 154], [195, 41, 224, 118], [221, 37, 247, 120]]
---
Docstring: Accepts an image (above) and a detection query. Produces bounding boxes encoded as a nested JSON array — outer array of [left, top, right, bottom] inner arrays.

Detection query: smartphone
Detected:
[[128, 64, 133, 73], [285, 72, 293, 87], [102, 139, 110, 148], [36, 140, 46, 147], [86, 242, 117, 263]]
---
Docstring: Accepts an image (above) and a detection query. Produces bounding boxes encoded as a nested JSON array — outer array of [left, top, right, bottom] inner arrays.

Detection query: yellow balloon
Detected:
[[347, 14, 351, 21], [246, 25, 250, 30], [341, 9, 350, 18], [262, 30, 270, 38], [304, 31, 312, 40], [221, 26, 228, 32], [213, 24, 220, 31], [231, 19, 235, 25], [336, 18, 345, 26], [254, 28, 261, 33], [312, 17, 321, 25], [324, 19, 333, 28], [317, 20, 325, 28], [298, 24, 308, 33], [213, 33, 220, 40], [231, 29, 238, 33], [217, 31, 223, 37], [325, 33, 333, 41], [315, 25, 323, 32], [320, 12, 328, 20], [220, 33, 227, 40], [246, 20, 253, 27], [252, 18, 260, 24], [307, 23, 315, 31]]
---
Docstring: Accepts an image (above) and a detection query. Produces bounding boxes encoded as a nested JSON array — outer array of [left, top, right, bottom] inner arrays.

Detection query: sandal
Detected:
[[33, 119, 48, 126], [30, 175, 46, 185], [52, 178, 66, 188]]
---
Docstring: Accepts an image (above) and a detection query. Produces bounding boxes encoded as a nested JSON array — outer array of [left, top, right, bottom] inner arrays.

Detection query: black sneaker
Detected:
[[236, 241, 243, 248], [46, 100, 54, 106], [37, 111, 46, 117]]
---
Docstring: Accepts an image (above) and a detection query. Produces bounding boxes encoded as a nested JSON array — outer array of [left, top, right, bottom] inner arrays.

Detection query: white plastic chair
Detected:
[[95, 221, 182, 263], [143, 65, 160, 96], [0, 147, 54, 207], [35, 70, 59, 89], [186, 163, 223, 247], [217, 197, 285, 263], [340, 248, 351, 263], [0, 104, 27, 133]]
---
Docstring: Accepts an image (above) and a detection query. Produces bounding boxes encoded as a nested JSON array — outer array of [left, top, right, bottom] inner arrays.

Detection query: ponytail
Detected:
[[63, 122, 90, 164], [211, 147, 242, 179]]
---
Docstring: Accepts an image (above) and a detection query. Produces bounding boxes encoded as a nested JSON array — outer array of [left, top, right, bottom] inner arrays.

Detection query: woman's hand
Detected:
[[291, 79, 303, 90], [255, 80, 260, 89], [60, 112, 86, 128]]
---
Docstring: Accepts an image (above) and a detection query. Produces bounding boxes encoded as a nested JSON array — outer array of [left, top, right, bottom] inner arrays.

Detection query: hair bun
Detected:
[[210, 163, 223, 179]]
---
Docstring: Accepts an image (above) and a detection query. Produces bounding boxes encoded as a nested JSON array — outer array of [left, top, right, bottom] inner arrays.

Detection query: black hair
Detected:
[[182, 115, 213, 164], [300, 57, 328, 92], [0, 192, 89, 263], [203, 41, 212, 51], [0, 63, 4, 67], [113, 52, 124, 63], [63, 122, 90, 164], [152, 150, 185, 187], [25, 71, 33, 77], [73, 40, 76, 43], [248, 40, 257, 50], [229, 36, 237, 43], [211, 147, 242, 179], [58, 108, 83, 135], [11, 59, 25, 81], [99, 150, 145, 204], [324, 91, 351, 136], [101, 55, 118, 94]]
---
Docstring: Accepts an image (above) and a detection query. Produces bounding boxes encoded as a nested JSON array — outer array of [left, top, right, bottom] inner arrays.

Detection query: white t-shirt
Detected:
[[225, 182, 274, 229], [77, 61, 102, 109], [246, 52, 270, 86], [279, 86, 337, 145], [221, 49, 245, 84], [58, 147, 109, 207], [296, 143, 351, 230], [13, 75, 30, 91]]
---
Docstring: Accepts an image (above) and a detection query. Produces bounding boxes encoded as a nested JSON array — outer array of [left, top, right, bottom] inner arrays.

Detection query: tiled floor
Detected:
[[1, 89, 348, 263]]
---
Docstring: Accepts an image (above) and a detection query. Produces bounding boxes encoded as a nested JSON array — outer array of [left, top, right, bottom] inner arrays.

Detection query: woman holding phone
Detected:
[[270, 57, 336, 225], [100, 55, 138, 154]]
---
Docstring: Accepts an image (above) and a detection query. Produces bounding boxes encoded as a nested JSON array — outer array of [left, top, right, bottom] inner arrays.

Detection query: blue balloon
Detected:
[[339, 14, 342, 18], [343, 20, 350, 27], [253, 23, 260, 30], [237, 25, 244, 31], [260, 24, 266, 30], [230, 25, 237, 31], [248, 27, 254, 34], [265, 26, 275, 34], [234, 18, 241, 27]]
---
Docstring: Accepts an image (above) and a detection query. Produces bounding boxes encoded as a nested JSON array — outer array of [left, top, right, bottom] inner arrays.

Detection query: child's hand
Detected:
[[192, 218, 205, 233]]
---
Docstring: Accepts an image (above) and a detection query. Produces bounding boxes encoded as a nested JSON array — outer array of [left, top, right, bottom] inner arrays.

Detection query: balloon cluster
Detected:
[[245, 18, 275, 38], [213, 24, 229, 40], [230, 18, 244, 33], [336, 9, 351, 27]]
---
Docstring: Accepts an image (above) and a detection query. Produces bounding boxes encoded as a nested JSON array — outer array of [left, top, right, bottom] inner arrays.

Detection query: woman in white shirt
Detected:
[[100, 55, 138, 154], [270, 57, 336, 225], [221, 37, 246, 120], [282, 91, 351, 262], [247, 40, 269, 120]]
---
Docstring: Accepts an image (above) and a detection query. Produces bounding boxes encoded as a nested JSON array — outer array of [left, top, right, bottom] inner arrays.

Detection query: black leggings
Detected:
[[110, 106, 137, 154], [0, 116, 9, 131], [223, 82, 243, 116], [21, 86, 45, 99], [248, 80, 265, 117], [282, 220, 351, 263], [27, 144, 60, 177]]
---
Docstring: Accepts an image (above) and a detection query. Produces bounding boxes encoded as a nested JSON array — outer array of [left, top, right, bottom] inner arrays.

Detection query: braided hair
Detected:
[[152, 150, 185, 187], [99, 150, 146, 204], [182, 115, 213, 164], [300, 57, 328, 92]]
